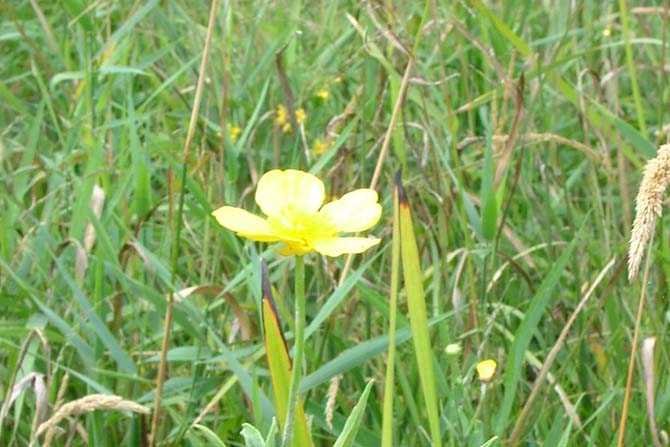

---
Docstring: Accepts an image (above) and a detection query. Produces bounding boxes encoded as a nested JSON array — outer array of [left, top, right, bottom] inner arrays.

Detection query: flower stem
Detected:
[[281, 255, 306, 447]]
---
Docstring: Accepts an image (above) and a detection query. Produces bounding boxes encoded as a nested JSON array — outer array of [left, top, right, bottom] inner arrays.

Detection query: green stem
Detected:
[[281, 255, 305, 447]]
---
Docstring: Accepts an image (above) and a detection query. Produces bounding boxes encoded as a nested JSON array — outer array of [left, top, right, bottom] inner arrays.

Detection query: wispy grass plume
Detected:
[[628, 144, 670, 281]]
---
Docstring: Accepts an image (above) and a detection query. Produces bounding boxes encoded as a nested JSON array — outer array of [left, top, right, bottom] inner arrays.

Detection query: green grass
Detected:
[[2, 1, 669, 446]]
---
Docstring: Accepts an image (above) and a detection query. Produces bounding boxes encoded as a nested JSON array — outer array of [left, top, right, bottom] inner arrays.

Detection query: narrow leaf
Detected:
[[333, 380, 375, 447], [382, 170, 402, 447], [396, 175, 442, 447], [241, 423, 266, 447], [192, 424, 228, 447], [261, 262, 312, 447]]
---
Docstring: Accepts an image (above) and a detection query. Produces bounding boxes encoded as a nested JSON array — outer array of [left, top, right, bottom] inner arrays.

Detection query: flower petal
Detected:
[[319, 189, 382, 233], [212, 206, 280, 241], [476, 359, 497, 382], [255, 169, 325, 218], [311, 237, 381, 257]]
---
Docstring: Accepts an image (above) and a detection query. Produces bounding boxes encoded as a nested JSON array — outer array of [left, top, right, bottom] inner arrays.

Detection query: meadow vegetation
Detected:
[[2, 1, 670, 446]]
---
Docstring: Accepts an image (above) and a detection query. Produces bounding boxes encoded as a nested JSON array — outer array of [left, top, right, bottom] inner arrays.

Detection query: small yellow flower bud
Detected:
[[230, 126, 242, 143], [295, 108, 306, 124], [476, 359, 497, 383], [445, 343, 462, 356], [312, 139, 329, 156]]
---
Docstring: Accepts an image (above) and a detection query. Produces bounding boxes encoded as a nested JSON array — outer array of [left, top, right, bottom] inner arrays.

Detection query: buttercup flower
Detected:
[[212, 169, 382, 256], [275, 105, 291, 133], [230, 126, 242, 142], [312, 139, 328, 156], [316, 90, 329, 100], [295, 108, 306, 124], [476, 359, 497, 383], [276, 105, 288, 126]]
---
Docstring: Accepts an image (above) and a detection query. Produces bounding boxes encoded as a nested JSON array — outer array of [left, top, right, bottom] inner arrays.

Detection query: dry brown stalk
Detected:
[[628, 144, 670, 281]]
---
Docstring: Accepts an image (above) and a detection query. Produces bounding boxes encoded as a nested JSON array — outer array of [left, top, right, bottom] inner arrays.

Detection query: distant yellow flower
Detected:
[[476, 359, 497, 383], [295, 108, 306, 124], [602, 27, 611, 37], [212, 169, 382, 256], [312, 139, 328, 156], [276, 105, 288, 126], [230, 126, 242, 142], [316, 90, 329, 100], [334, 76, 342, 83]]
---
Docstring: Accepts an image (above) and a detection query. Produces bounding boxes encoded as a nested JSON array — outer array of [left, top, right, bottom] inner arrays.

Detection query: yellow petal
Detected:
[[255, 169, 325, 218], [212, 206, 279, 241], [319, 189, 382, 233], [311, 237, 380, 257], [476, 359, 497, 382]]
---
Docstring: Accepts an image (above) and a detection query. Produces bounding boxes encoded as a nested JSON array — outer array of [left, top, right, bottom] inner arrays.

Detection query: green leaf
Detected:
[[94, 0, 160, 59], [395, 175, 442, 447], [301, 313, 450, 392], [382, 172, 402, 447], [261, 265, 312, 447], [241, 423, 266, 447], [333, 380, 375, 447], [480, 132, 497, 241], [192, 424, 227, 447], [592, 101, 655, 161]]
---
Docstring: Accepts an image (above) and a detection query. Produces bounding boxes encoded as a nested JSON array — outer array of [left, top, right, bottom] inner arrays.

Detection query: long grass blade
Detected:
[[332, 380, 374, 447], [381, 172, 402, 447], [261, 262, 312, 447], [395, 174, 442, 447]]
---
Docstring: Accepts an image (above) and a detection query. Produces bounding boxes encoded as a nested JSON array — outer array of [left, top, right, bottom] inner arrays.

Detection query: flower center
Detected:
[[267, 205, 336, 243]]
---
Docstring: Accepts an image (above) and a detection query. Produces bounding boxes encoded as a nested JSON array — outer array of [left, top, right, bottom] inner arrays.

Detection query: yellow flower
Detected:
[[334, 76, 342, 83], [476, 359, 497, 383], [295, 108, 306, 124], [316, 90, 329, 100], [312, 139, 328, 156], [276, 105, 288, 126], [602, 27, 611, 37], [230, 126, 242, 142], [212, 169, 382, 256]]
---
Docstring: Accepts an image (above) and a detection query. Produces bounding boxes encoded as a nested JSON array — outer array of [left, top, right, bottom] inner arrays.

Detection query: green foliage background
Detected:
[[1, 1, 669, 445]]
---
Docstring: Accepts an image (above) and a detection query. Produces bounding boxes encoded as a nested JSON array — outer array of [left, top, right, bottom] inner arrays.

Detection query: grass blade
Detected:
[[261, 262, 312, 447], [381, 171, 401, 447], [332, 380, 375, 447], [395, 174, 442, 447]]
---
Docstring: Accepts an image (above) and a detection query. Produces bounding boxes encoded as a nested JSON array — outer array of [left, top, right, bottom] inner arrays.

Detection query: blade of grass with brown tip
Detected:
[[261, 262, 312, 447], [396, 174, 442, 447]]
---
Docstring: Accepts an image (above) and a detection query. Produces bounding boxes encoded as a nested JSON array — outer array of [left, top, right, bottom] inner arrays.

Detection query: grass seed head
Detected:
[[628, 144, 670, 281]]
